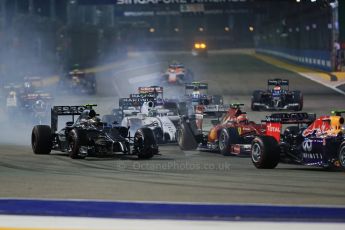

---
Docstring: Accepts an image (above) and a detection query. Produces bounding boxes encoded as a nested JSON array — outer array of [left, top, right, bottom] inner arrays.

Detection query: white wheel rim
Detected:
[[252, 143, 261, 163], [219, 132, 226, 151]]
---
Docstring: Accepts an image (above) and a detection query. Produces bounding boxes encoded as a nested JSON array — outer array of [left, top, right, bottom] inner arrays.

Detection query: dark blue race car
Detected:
[[251, 79, 303, 111]]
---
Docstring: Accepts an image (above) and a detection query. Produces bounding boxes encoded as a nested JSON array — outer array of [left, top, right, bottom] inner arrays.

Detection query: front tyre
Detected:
[[219, 127, 240, 156], [251, 136, 280, 169], [31, 125, 52, 155], [68, 129, 87, 159], [338, 142, 345, 170], [134, 128, 158, 159]]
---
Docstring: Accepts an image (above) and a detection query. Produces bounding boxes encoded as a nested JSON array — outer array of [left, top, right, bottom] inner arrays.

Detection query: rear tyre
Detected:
[[177, 118, 198, 150], [134, 128, 157, 159], [251, 90, 261, 111], [219, 127, 240, 156], [31, 125, 52, 155], [251, 136, 280, 169], [177, 102, 188, 116], [293, 91, 303, 111]]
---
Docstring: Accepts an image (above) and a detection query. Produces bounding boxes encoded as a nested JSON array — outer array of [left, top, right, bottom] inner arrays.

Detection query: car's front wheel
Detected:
[[251, 136, 280, 169], [68, 129, 87, 159], [133, 128, 158, 159], [338, 142, 345, 170]]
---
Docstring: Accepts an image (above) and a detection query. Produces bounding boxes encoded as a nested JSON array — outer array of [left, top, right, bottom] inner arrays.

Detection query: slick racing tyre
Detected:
[[293, 91, 303, 111], [31, 125, 52, 155], [338, 142, 345, 170], [134, 128, 157, 159], [177, 118, 198, 151], [219, 127, 240, 156], [251, 90, 261, 111], [251, 136, 280, 169], [152, 127, 164, 144], [68, 129, 87, 159]]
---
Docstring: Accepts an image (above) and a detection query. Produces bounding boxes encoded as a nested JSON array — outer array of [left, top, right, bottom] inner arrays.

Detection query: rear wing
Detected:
[[264, 112, 315, 142], [68, 69, 85, 75], [22, 92, 53, 100], [331, 110, 345, 116], [264, 112, 316, 124], [229, 103, 244, 109], [119, 97, 153, 107], [185, 82, 208, 90], [130, 93, 157, 99], [138, 86, 163, 94], [267, 79, 289, 86], [199, 104, 231, 117], [51, 104, 97, 133]]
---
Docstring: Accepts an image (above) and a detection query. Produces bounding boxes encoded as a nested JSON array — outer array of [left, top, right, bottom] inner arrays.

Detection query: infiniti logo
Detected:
[[302, 140, 313, 152]]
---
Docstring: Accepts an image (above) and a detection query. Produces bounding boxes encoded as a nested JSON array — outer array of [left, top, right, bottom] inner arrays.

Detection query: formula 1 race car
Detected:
[[162, 62, 194, 84], [62, 67, 96, 94], [177, 104, 265, 155], [192, 41, 208, 57], [251, 79, 303, 111], [31, 104, 158, 159], [4, 78, 53, 124], [185, 82, 223, 105], [119, 97, 179, 144], [102, 86, 165, 126], [250, 111, 345, 170]]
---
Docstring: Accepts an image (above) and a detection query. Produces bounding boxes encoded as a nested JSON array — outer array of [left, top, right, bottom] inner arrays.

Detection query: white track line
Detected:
[[298, 72, 345, 96], [0, 215, 344, 230]]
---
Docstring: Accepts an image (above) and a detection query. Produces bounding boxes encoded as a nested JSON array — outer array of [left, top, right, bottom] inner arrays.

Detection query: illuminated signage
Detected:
[[116, 0, 246, 5]]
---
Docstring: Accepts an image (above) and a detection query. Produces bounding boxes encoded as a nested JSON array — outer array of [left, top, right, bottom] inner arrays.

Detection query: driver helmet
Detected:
[[34, 100, 46, 111], [24, 81, 32, 89], [237, 114, 248, 124], [274, 86, 281, 91], [88, 109, 96, 119]]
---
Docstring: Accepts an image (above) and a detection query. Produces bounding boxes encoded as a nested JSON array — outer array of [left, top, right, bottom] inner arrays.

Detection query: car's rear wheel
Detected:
[[251, 90, 261, 111], [219, 127, 240, 156], [251, 136, 280, 169], [177, 118, 198, 150], [134, 128, 157, 159], [293, 91, 303, 111], [31, 125, 52, 155]]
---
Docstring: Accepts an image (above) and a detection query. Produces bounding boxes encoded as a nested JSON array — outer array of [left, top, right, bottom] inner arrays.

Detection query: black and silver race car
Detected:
[[31, 104, 158, 159], [251, 79, 303, 111]]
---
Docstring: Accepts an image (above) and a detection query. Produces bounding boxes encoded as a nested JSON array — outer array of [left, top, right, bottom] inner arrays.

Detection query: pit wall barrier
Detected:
[[256, 48, 332, 72]]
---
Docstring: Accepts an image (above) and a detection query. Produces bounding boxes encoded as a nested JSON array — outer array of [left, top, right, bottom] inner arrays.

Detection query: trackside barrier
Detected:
[[256, 48, 332, 72]]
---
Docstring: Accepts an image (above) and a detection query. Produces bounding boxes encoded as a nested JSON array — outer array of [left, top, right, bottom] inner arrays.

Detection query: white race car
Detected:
[[121, 101, 180, 144]]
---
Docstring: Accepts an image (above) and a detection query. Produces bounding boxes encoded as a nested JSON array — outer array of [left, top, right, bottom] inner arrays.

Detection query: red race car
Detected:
[[177, 104, 266, 155]]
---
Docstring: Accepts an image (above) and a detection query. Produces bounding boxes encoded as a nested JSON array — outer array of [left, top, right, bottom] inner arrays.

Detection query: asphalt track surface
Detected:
[[0, 51, 345, 205]]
